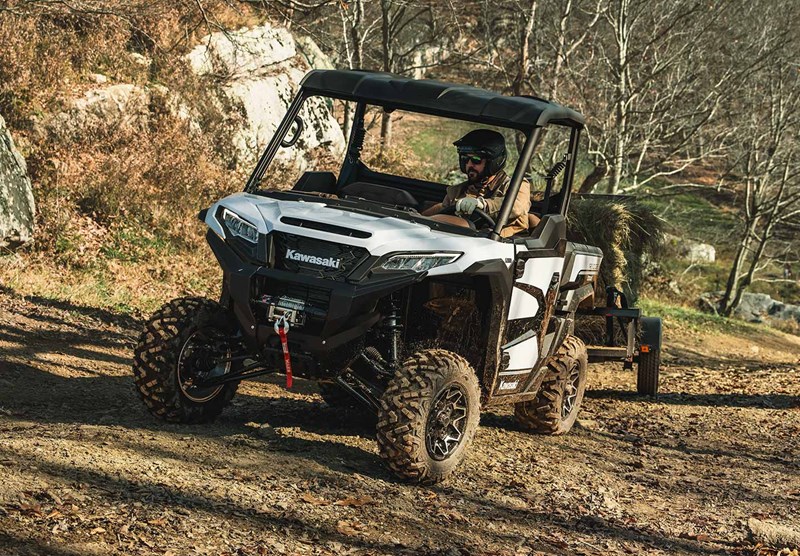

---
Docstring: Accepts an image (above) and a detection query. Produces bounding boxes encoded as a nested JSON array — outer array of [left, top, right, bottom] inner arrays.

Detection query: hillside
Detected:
[[1, 3, 800, 555], [1, 288, 798, 555]]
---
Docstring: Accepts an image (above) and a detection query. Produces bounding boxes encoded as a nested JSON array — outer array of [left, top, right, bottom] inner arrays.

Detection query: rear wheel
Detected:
[[514, 335, 588, 435], [637, 317, 662, 396], [376, 349, 480, 484], [133, 297, 240, 423]]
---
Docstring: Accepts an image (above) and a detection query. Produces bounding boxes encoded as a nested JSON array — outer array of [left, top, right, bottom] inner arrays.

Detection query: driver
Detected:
[[423, 129, 530, 237]]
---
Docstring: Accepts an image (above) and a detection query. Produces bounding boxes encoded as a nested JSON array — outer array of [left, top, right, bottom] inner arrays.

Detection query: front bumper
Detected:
[[207, 230, 420, 355]]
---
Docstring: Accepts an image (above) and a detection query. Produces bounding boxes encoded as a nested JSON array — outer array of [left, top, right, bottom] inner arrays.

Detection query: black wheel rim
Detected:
[[561, 362, 581, 419], [425, 384, 469, 461], [177, 328, 231, 403]]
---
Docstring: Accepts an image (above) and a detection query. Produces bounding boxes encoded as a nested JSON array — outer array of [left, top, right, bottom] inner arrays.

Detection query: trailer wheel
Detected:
[[637, 317, 662, 397], [133, 297, 240, 423], [514, 335, 588, 435], [376, 349, 480, 485]]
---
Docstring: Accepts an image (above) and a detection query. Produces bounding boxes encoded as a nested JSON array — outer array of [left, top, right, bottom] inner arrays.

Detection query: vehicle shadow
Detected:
[[0, 444, 401, 553], [0, 289, 385, 480], [585, 389, 800, 409], [666, 343, 799, 370]]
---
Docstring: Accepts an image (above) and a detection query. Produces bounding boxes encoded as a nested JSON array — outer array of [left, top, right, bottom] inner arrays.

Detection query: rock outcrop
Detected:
[[42, 21, 344, 173], [186, 22, 345, 169], [0, 114, 35, 248], [665, 233, 716, 263], [50, 84, 151, 135], [701, 291, 800, 325]]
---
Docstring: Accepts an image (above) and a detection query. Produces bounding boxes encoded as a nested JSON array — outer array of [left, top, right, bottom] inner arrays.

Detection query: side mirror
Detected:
[[280, 116, 305, 148]]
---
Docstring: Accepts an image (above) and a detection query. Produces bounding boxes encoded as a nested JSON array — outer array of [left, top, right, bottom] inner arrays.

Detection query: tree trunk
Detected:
[[720, 218, 758, 316], [513, 0, 537, 153], [610, 0, 631, 194], [379, 0, 393, 155], [578, 162, 609, 193], [380, 112, 392, 158]]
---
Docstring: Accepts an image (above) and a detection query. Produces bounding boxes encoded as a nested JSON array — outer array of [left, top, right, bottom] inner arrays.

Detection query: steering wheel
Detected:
[[438, 204, 497, 229]]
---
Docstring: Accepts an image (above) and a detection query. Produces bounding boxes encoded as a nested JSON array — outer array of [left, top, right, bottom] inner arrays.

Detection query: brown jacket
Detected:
[[442, 171, 531, 237]]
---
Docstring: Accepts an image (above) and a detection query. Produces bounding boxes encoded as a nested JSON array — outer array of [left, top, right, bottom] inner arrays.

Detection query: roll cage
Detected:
[[244, 69, 585, 241]]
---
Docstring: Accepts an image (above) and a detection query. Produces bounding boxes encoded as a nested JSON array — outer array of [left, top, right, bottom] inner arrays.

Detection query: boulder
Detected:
[[683, 241, 715, 263], [701, 291, 800, 325], [185, 22, 345, 169], [411, 45, 446, 79], [665, 234, 716, 263], [44, 82, 199, 139], [296, 36, 335, 70], [734, 292, 775, 322], [186, 24, 296, 78], [48, 84, 151, 136], [769, 301, 800, 323], [0, 114, 36, 248]]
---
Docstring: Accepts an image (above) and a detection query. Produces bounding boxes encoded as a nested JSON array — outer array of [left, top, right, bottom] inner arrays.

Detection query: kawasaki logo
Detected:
[[285, 249, 341, 269]]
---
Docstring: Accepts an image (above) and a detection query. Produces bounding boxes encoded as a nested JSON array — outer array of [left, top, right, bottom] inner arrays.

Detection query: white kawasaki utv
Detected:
[[133, 70, 662, 484]]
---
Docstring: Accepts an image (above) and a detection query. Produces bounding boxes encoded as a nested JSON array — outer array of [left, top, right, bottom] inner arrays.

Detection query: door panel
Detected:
[[494, 255, 563, 396]]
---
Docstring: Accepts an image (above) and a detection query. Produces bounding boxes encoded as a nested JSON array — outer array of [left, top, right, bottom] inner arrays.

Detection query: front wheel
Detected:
[[514, 335, 588, 435], [133, 297, 241, 423], [376, 349, 480, 485]]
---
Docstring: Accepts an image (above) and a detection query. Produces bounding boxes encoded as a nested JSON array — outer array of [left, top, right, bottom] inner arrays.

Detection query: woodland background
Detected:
[[1, 0, 799, 325]]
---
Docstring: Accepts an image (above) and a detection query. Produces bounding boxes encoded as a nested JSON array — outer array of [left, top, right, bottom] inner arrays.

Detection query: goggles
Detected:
[[459, 154, 485, 165]]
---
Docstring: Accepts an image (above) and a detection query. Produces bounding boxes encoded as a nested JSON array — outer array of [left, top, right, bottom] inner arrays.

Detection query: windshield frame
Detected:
[[244, 89, 582, 241]]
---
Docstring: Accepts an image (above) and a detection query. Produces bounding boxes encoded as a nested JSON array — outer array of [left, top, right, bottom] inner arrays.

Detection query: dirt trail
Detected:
[[1, 289, 798, 556]]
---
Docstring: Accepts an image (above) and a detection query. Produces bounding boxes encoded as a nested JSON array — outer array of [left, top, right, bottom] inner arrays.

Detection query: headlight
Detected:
[[222, 208, 259, 244], [378, 252, 461, 272]]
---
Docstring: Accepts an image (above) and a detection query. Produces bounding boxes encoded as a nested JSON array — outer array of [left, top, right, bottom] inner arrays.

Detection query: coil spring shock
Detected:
[[383, 295, 404, 367]]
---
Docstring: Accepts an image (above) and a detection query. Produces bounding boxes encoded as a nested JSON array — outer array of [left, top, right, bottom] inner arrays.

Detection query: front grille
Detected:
[[273, 232, 369, 281]]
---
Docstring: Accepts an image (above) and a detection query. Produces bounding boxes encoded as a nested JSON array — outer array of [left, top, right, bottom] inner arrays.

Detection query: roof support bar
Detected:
[[337, 101, 367, 188], [559, 127, 582, 216], [245, 91, 307, 193], [490, 127, 541, 241]]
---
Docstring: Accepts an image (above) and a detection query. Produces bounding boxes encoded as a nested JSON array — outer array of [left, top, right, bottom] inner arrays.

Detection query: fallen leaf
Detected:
[[46, 491, 63, 505], [435, 508, 468, 523], [336, 520, 364, 536], [17, 503, 43, 517], [45, 510, 62, 520], [334, 496, 375, 507], [300, 492, 328, 506]]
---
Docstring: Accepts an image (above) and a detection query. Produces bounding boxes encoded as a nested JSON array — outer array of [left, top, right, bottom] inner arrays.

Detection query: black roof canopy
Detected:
[[300, 70, 584, 131]]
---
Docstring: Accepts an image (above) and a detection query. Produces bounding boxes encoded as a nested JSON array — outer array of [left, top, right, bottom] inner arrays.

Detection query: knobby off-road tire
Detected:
[[133, 297, 239, 424], [376, 349, 480, 485], [514, 335, 588, 435], [637, 317, 662, 397]]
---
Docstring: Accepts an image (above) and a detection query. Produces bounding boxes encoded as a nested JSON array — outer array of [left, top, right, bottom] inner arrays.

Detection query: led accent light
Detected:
[[222, 208, 259, 244], [379, 252, 461, 273]]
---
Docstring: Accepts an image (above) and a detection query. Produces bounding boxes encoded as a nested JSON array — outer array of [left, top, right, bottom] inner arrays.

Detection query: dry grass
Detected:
[[567, 197, 664, 303], [1, 246, 220, 315], [0, 1, 264, 312]]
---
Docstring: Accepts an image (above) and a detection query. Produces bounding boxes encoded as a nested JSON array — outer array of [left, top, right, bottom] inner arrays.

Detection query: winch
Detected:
[[254, 294, 326, 328]]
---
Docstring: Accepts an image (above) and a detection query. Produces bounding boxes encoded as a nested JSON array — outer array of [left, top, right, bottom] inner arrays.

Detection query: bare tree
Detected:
[[719, 62, 800, 315]]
